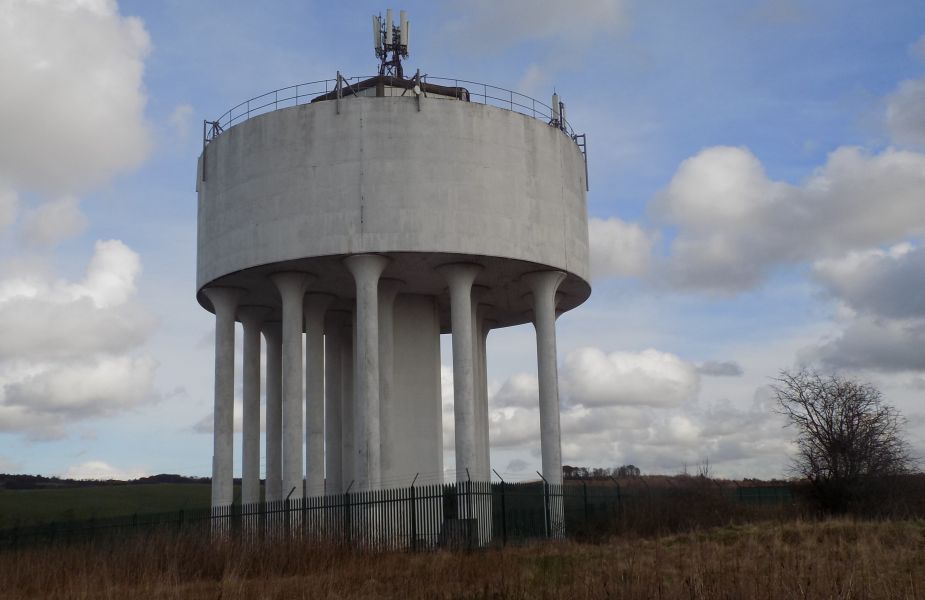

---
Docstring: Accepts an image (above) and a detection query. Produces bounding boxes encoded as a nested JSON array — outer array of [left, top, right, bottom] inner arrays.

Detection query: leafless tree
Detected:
[[773, 369, 914, 512]]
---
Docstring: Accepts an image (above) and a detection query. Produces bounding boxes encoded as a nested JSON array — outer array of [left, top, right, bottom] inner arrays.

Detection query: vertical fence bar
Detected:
[[583, 482, 589, 526], [344, 491, 351, 546], [544, 481, 551, 539]]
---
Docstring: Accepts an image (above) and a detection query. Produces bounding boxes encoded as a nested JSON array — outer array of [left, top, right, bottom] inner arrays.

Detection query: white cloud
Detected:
[[0, 241, 152, 360], [63, 460, 146, 481], [562, 347, 700, 407], [813, 243, 925, 320], [4, 355, 156, 417], [0, 0, 151, 193], [491, 373, 538, 408], [654, 146, 925, 292], [588, 217, 656, 278], [802, 316, 925, 373], [21, 197, 88, 247], [0, 240, 157, 438], [886, 79, 925, 146], [804, 242, 925, 373]]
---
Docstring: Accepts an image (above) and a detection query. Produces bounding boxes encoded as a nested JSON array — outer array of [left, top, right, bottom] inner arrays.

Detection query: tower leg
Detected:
[[203, 287, 242, 508], [437, 263, 482, 482], [344, 254, 389, 491]]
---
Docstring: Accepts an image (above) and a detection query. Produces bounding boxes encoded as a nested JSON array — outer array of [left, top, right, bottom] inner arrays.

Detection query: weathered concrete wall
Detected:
[[197, 96, 589, 293]]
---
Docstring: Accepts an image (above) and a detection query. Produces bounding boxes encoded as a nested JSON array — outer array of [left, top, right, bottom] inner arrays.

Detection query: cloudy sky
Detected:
[[0, 0, 923, 482]]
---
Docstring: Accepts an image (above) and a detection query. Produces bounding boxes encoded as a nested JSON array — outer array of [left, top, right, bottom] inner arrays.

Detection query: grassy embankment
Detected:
[[1, 518, 924, 599]]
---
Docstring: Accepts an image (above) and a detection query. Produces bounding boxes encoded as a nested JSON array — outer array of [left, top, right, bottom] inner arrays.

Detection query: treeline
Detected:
[[563, 464, 642, 480], [0, 474, 209, 491]]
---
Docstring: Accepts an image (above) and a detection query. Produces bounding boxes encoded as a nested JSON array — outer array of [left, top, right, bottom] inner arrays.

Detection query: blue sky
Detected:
[[0, 0, 923, 482]]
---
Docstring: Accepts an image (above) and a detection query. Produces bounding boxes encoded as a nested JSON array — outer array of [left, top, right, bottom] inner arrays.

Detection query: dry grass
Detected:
[[2, 518, 925, 599]]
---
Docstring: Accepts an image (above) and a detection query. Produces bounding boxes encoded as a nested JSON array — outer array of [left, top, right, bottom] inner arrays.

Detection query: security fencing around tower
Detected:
[[0, 481, 621, 552], [0, 480, 797, 552]]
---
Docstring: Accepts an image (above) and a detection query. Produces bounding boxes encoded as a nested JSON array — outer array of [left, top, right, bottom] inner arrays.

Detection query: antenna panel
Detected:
[[386, 9, 393, 45]]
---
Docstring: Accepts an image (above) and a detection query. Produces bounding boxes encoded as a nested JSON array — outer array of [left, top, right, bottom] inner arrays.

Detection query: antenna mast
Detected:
[[373, 9, 409, 78]]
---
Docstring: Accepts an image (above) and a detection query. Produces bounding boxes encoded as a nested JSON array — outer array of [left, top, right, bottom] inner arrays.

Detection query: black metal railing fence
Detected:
[[0, 480, 794, 552]]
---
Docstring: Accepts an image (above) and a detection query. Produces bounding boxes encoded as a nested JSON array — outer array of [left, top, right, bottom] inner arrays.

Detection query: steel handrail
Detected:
[[204, 74, 582, 147]]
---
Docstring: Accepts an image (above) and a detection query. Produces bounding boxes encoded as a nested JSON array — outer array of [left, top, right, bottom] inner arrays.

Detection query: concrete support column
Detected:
[[238, 306, 270, 505], [324, 311, 348, 494], [341, 316, 355, 486], [378, 279, 402, 477], [263, 322, 283, 501], [303, 294, 333, 497], [437, 263, 483, 481], [203, 287, 242, 508], [270, 272, 313, 501], [475, 308, 492, 481], [344, 254, 389, 491], [470, 288, 488, 481], [523, 271, 567, 485]]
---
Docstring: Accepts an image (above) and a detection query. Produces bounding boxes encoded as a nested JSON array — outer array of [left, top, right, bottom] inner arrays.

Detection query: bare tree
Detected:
[[773, 369, 914, 512]]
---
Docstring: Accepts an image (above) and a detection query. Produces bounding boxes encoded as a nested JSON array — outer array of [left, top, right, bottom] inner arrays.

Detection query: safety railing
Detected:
[[202, 74, 583, 149]]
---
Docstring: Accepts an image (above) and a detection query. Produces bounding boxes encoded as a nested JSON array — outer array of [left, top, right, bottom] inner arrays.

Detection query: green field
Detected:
[[0, 483, 239, 527]]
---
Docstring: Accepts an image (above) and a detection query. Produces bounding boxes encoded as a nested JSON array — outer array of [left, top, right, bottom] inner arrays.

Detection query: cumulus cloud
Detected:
[[0, 241, 152, 360], [802, 242, 925, 373], [588, 217, 656, 278], [5, 356, 156, 417], [486, 366, 790, 477], [562, 347, 700, 407], [21, 197, 88, 247], [0, 0, 151, 193], [803, 316, 925, 373], [63, 460, 146, 481], [885, 36, 925, 147], [654, 146, 925, 292], [0, 240, 157, 439], [886, 79, 925, 146], [813, 243, 925, 320], [697, 360, 744, 377]]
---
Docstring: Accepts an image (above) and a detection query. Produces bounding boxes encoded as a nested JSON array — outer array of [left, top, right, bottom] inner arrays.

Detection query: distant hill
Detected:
[[0, 473, 212, 491]]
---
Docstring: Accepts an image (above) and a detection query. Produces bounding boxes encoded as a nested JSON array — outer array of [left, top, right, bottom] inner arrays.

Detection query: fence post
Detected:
[[410, 474, 419, 552], [537, 471, 551, 539], [583, 482, 589, 524], [493, 469, 507, 547], [465, 468, 472, 551], [344, 480, 354, 547]]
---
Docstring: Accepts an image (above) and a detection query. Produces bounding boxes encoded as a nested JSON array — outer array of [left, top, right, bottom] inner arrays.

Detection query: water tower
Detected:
[[197, 10, 590, 509]]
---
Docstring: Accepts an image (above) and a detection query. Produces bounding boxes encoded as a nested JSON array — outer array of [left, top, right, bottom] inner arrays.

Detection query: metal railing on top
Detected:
[[202, 74, 583, 148]]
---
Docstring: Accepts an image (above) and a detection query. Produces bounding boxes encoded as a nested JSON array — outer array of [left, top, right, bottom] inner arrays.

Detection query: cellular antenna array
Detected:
[[373, 8, 410, 77]]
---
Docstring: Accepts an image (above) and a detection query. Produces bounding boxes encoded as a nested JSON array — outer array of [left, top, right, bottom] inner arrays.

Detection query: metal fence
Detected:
[[0, 481, 794, 552]]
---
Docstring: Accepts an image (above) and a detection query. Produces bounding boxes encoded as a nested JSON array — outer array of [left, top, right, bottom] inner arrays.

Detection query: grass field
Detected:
[[0, 483, 228, 526], [1, 518, 923, 599]]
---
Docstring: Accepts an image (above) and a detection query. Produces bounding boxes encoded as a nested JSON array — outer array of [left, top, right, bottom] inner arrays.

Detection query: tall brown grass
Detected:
[[2, 518, 924, 599]]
